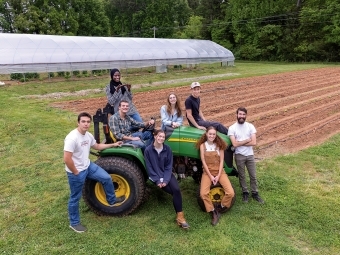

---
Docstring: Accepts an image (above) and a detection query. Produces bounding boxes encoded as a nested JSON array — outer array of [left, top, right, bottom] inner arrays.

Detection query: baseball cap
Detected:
[[190, 82, 200, 89]]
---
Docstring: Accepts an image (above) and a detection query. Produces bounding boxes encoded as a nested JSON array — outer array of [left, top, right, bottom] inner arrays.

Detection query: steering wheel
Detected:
[[142, 118, 155, 133], [142, 123, 155, 133]]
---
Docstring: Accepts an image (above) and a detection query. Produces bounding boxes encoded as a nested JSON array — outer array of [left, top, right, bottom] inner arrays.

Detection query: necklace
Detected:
[[206, 142, 215, 150]]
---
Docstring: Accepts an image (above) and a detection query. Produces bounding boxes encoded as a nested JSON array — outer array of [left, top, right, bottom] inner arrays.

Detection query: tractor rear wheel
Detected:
[[196, 183, 236, 213], [82, 156, 145, 216]]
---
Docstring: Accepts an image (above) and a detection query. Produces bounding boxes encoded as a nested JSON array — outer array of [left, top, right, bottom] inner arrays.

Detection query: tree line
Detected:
[[1, 0, 340, 62]]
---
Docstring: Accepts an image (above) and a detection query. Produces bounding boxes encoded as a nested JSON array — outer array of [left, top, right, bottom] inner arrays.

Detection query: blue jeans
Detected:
[[124, 131, 154, 150], [129, 113, 143, 132], [66, 162, 116, 226], [129, 112, 142, 122]]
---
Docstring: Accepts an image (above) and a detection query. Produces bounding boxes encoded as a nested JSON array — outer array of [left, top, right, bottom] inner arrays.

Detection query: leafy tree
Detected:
[[173, 0, 191, 27], [104, 0, 147, 36], [196, 0, 228, 39], [187, 0, 199, 12], [0, 0, 24, 33], [211, 19, 234, 49], [15, 4, 49, 34], [106, 0, 191, 38], [2, 0, 108, 35], [141, 0, 176, 38], [71, 0, 109, 36], [177, 15, 203, 39]]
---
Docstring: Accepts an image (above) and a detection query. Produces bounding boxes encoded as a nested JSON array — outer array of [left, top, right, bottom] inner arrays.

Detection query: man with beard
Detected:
[[185, 82, 229, 135], [228, 107, 264, 204]]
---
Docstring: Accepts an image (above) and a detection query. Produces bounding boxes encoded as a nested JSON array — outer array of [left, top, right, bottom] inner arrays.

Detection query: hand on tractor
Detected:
[[171, 122, 180, 128], [113, 141, 123, 147]]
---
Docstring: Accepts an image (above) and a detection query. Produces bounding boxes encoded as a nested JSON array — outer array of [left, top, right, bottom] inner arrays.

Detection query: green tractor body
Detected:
[[82, 108, 237, 216]]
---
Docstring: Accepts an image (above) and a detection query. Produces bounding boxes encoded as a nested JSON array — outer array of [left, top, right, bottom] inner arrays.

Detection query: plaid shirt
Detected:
[[109, 112, 145, 140]]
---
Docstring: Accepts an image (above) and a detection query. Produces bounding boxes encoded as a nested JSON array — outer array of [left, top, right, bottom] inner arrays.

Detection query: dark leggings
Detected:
[[161, 174, 183, 213]]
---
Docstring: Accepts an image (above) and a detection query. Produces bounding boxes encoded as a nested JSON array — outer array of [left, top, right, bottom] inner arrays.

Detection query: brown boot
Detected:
[[210, 210, 220, 226], [176, 211, 190, 229]]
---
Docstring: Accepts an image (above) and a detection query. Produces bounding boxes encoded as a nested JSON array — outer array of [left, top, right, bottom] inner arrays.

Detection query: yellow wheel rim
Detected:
[[209, 186, 225, 203], [94, 174, 130, 206]]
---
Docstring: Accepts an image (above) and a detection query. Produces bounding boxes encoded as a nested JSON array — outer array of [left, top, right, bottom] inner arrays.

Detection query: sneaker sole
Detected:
[[69, 225, 86, 233]]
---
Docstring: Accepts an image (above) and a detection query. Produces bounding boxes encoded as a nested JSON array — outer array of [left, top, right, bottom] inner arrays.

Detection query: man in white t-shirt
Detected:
[[64, 112, 123, 233], [228, 107, 264, 204]]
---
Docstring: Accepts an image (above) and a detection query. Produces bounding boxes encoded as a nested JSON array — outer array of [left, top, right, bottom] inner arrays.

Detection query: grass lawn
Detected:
[[0, 62, 339, 255]]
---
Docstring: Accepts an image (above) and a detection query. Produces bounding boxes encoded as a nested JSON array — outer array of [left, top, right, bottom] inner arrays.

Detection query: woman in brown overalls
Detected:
[[196, 126, 235, 226]]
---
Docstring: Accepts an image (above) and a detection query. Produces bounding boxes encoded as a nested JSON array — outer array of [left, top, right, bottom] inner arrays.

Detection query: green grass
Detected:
[[0, 62, 339, 255]]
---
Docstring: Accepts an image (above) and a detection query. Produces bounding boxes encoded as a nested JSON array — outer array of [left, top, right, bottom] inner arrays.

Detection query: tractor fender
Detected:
[[98, 146, 147, 178]]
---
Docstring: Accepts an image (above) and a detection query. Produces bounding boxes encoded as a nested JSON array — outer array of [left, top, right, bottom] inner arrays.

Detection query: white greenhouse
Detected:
[[0, 33, 235, 74]]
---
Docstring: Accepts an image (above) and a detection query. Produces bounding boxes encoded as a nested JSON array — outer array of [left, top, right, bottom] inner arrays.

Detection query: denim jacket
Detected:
[[160, 105, 183, 130]]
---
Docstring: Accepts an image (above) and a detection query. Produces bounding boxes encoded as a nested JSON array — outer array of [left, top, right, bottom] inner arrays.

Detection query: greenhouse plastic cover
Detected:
[[0, 33, 235, 74]]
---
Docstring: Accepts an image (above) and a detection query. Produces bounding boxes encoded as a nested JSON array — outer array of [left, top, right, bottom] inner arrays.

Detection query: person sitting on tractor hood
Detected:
[[144, 129, 190, 229], [160, 92, 183, 130], [109, 100, 154, 150], [185, 82, 229, 135]]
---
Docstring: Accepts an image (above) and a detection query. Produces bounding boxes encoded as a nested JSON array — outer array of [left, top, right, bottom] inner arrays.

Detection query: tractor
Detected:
[[82, 106, 238, 216]]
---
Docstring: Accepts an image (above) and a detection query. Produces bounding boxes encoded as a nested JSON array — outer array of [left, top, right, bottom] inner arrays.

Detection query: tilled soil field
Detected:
[[52, 67, 340, 159]]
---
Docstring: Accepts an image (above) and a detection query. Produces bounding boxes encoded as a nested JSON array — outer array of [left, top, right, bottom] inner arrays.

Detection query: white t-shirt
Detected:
[[64, 129, 96, 173], [228, 122, 256, 156], [204, 142, 220, 156]]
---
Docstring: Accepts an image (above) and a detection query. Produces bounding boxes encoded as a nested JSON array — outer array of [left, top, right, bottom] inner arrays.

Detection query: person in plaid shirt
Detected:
[[109, 100, 155, 150]]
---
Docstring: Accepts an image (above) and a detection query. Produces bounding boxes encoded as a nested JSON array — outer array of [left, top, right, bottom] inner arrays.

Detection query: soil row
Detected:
[[51, 67, 340, 158]]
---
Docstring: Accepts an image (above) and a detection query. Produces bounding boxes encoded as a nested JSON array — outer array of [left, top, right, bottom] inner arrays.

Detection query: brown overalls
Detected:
[[200, 144, 235, 212]]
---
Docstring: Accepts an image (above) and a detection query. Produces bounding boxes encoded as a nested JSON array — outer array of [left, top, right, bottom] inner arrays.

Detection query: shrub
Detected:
[[10, 73, 23, 80], [20, 78, 29, 82], [26, 73, 39, 79], [48, 72, 55, 78], [57, 71, 65, 77], [72, 70, 80, 76], [92, 70, 102, 75], [10, 72, 39, 80]]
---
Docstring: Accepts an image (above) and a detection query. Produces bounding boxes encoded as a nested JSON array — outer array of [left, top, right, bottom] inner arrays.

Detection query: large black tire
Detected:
[[197, 183, 236, 213], [82, 156, 145, 217]]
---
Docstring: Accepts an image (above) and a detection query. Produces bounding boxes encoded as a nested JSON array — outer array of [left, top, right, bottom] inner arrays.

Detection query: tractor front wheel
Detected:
[[196, 183, 236, 213], [82, 156, 145, 216]]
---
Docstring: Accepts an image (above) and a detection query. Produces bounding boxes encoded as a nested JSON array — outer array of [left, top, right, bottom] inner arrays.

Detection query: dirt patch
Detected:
[[51, 67, 340, 159]]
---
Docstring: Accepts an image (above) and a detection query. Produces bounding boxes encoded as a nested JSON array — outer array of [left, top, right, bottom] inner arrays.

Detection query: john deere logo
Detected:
[[168, 138, 198, 143]]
